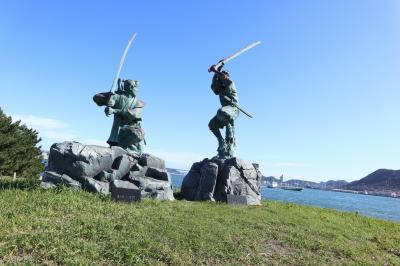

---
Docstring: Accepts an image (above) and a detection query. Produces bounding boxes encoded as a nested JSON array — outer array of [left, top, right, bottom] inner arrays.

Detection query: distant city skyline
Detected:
[[1, 1, 399, 182]]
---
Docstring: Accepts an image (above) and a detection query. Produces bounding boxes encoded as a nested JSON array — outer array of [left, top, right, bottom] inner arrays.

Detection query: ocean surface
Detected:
[[170, 174, 400, 222]]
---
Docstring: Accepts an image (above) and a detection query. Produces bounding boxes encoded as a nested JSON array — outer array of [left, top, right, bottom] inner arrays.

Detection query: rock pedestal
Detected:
[[181, 157, 262, 205], [41, 141, 174, 201]]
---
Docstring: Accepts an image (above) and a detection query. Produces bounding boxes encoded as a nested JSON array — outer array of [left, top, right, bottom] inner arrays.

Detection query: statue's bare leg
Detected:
[[225, 123, 235, 157], [211, 128, 227, 156], [209, 115, 228, 157]]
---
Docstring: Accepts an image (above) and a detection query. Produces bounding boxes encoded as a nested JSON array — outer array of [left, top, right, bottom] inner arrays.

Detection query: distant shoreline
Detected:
[[263, 185, 400, 199], [329, 188, 399, 198]]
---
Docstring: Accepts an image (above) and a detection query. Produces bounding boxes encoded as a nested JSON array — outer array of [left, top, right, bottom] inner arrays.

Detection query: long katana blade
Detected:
[[237, 106, 254, 118], [110, 32, 137, 92], [222, 41, 261, 64], [224, 96, 254, 118], [208, 40, 261, 73]]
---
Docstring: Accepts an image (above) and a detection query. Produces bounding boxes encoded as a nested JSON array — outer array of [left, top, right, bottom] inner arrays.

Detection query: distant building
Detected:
[[280, 175, 284, 185], [268, 181, 278, 188]]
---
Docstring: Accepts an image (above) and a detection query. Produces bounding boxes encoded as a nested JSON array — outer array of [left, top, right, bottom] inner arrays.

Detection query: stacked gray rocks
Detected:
[[41, 141, 174, 200], [181, 157, 262, 205]]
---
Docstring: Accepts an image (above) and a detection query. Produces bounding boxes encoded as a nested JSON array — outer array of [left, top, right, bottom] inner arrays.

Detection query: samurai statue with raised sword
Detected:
[[93, 78, 146, 153], [208, 41, 260, 159], [208, 63, 239, 158], [93, 33, 146, 154]]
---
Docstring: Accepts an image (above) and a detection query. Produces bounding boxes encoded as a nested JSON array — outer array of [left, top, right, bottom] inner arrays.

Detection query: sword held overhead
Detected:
[[208, 40, 261, 73], [110, 32, 137, 92], [207, 41, 260, 119]]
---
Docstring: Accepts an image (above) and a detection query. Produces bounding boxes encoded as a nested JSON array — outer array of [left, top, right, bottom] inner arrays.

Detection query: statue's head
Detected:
[[221, 70, 230, 77], [124, 79, 139, 96]]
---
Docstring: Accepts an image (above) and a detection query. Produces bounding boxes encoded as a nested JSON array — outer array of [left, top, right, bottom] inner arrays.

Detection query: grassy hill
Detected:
[[0, 179, 399, 265]]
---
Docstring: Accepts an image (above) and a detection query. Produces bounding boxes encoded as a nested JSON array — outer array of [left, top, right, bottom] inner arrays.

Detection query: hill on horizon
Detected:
[[345, 169, 400, 192]]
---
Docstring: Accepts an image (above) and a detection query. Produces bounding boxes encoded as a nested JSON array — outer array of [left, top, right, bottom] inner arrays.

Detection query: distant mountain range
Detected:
[[345, 169, 400, 194], [261, 169, 400, 197], [166, 168, 188, 176]]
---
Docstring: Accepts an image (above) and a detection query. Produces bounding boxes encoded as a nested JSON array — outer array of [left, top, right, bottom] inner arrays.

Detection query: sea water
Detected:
[[171, 174, 400, 222]]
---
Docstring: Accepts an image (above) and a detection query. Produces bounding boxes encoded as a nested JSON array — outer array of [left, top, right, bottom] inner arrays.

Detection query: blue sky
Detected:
[[1, 1, 399, 181]]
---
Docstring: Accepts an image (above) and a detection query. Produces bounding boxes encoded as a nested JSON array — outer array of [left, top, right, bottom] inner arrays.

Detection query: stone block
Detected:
[[110, 180, 141, 203], [227, 194, 249, 205], [182, 157, 261, 205], [196, 162, 218, 201], [145, 167, 170, 181], [138, 154, 165, 169], [42, 141, 174, 201]]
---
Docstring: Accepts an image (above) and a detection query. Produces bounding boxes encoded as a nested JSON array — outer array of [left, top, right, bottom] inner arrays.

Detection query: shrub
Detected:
[[0, 108, 44, 178]]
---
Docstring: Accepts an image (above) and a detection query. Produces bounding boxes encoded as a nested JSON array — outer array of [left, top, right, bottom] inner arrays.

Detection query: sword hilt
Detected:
[[208, 60, 224, 73]]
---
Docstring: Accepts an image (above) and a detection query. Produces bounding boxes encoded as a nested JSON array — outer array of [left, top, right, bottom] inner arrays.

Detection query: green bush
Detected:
[[0, 108, 44, 178]]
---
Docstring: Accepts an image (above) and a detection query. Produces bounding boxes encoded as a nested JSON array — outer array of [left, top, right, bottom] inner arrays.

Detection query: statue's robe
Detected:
[[107, 93, 145, 147], [208, 73, 239, 130]]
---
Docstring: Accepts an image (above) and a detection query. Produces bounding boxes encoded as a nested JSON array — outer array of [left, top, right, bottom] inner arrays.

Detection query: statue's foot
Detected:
[[215, 142, 235, 159]]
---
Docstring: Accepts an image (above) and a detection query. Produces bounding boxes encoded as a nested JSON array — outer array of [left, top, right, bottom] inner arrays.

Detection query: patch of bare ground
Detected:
[[260, 238, 294, 264]]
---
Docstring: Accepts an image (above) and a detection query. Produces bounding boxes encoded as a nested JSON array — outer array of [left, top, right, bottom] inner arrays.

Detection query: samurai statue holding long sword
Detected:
[[208, 41, 260, 159], [93, 78, 146, 153], [93, 33, 146, 154], [208, 63, 239, 159]]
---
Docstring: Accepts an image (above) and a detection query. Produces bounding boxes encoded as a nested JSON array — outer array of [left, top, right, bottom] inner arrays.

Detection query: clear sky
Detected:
[[1, 0, 399, 182]]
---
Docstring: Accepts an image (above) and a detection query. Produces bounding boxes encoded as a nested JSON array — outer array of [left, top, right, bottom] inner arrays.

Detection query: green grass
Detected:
[[0, 183, 399, 265], [0, 176, 39, 190]]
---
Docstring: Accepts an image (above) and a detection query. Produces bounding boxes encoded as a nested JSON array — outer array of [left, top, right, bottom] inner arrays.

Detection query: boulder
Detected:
[[197, 161, 218, 201], [41, 141, 174, 201], [181, 157, 262, 205], [42, 171, 81, 190], [138, 154, 165, 169], [128, 175, 174, 201]]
